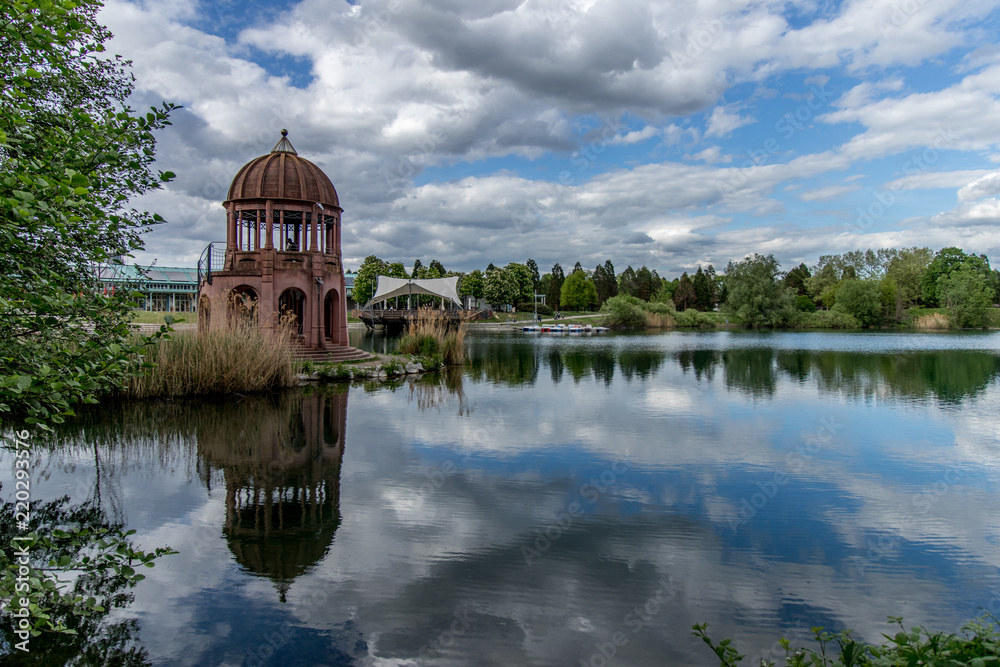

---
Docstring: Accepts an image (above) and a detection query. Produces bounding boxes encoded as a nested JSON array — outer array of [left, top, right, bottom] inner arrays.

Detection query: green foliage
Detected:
[[459, 269, 485, 300], [692, 265, 718, 311], [939, 265, 993, 327], [694, 614, 1000, 667], [600, 294, 648, 328], [619, 265, 661, 301], [593, 260, 618, 305], [922, 247, 992, 306], [833, 279, 882, 326], [796, 295, 817, 312], [315, 362, 352, 381], [483, 265, 521, 308], [885, 247, 931, 309], [0, 0, 177, 429], [560, 270, 599, 310], [674, 272, 696, 310], [784, 263, 811, 296], [504, 262, 535, 305], [800, 309, 861, 329], [0, 487, 175, 653], [546, 263, 565, 308], [354, 255, 387, 306], [723, 254, 797, 327]]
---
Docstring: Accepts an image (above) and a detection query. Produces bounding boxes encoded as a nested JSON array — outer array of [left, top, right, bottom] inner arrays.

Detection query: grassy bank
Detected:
[[125, 320, 294, 398]]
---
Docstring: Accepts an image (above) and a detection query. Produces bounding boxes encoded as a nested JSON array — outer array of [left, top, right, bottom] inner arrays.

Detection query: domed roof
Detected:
[[226, 130, 340, 209]]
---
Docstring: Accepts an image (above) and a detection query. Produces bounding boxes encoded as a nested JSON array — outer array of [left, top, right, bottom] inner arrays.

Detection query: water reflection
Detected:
[[461, 334, 1000, 403], [197, 391, 347, 601]]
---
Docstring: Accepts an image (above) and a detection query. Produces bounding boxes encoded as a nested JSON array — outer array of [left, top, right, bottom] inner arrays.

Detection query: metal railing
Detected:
[[196, 242, 226, 291]]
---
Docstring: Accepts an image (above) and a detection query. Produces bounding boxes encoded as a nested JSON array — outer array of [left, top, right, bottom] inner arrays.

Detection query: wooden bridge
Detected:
[[354, 308, 479, 333]]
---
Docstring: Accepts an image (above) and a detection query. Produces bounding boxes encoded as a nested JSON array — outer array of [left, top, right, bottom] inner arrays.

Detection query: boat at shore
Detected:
[[522, 324, 609, 333]]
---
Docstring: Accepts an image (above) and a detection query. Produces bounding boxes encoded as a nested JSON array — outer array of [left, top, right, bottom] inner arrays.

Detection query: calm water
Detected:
[[4, 330, 1000, 666]]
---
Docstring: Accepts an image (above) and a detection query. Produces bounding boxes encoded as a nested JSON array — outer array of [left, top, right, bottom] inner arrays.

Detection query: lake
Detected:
[[4, 330, 1000, 666]]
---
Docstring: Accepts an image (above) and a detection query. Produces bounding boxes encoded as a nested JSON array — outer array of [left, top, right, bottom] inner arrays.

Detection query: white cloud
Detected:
[[958, 170, 1000, 202], [705, 105, 754, 138]]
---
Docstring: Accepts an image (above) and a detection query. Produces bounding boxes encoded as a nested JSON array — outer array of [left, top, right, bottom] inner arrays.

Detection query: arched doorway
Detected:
[[279, 288, 307, 335], [324, 289, 341, 344], [228, 285, 258, 324]]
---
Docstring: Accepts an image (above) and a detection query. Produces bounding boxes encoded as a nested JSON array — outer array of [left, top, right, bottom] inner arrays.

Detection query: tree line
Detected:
[[353, 246, 998, 327]]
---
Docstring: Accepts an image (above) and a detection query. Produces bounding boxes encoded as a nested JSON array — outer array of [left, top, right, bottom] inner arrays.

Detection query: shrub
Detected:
[[803, 310, 861, 329], [601, 295, 647, 328], [796, 294, 817, 312]]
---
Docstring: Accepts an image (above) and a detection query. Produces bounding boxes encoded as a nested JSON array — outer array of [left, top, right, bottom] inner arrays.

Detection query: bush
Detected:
[[516, 302, 553, 316], [801, 310, 861, 329], [796, 294, 817, 312], [600, 295, 647, 328]]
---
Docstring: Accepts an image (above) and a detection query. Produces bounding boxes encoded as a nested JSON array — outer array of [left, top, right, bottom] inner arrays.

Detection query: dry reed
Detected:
[[915, 312, 950, 330], [395, 308, 469, 366], [127, 317, 295, 398]]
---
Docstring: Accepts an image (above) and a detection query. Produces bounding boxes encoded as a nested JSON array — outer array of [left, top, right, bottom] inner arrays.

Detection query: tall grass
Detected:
[[395, 308, 468, 366], [127, 318, 295, 398], [915, 312, 950, 330]]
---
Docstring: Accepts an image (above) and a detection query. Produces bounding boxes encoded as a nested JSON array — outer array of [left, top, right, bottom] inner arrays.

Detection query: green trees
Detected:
[[593, 260, 618, 305], [921, 247, 993, 306], [673, 273, 695, 310], [722, 254, 797, 327], [939, 266, 993, 327], [546, 263, 565, 308], [353, 255, 386, 306], [483, 266, 521, 308], [0, 0, 177, 428], [560, 269, 598, 310], [833, 279, 882, 326], [459, 269, 485, 303]]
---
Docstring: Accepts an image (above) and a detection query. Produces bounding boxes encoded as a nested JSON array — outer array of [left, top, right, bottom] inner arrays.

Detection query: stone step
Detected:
[[291, 345, 374, 363]]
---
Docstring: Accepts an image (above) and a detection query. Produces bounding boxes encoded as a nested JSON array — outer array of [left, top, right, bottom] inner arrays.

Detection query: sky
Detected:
[[104, 0, 1000, 277]]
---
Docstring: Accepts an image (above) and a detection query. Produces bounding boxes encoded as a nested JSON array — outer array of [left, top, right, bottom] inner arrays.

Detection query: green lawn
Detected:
[[131, 310, 197, 324]]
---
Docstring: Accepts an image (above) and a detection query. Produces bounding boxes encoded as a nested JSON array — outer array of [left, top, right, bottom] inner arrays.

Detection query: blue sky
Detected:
[[106, 0, 1000, 276]]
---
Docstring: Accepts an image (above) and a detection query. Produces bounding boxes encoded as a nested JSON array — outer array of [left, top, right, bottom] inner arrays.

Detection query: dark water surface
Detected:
[[5, 330, 1000, 666]]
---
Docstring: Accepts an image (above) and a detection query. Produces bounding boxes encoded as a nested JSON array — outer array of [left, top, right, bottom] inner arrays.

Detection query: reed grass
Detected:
[[915, 312, 950, 330], [126, 317, 295, 398], [395, 308, 469, 366]]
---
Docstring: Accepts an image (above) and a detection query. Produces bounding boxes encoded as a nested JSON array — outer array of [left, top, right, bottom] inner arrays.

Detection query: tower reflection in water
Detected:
[[197, 389, 347, 601]]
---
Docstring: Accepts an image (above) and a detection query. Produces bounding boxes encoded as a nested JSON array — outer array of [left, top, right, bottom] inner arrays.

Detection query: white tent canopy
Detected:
[[367, 275, 462, 308]]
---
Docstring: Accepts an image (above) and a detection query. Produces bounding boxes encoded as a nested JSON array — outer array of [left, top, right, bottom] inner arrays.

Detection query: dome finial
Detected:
[[271, 129, 297, 155]]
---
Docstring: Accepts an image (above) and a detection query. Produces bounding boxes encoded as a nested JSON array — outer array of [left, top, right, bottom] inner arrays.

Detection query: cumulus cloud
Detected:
[[705, 105, 754, 138], [93, 0, 1000, 276], [958, 170, 1000, 202]]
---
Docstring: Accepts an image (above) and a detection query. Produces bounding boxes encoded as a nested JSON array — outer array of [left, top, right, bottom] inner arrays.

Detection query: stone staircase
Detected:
[[291, 340, 374, 363]]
